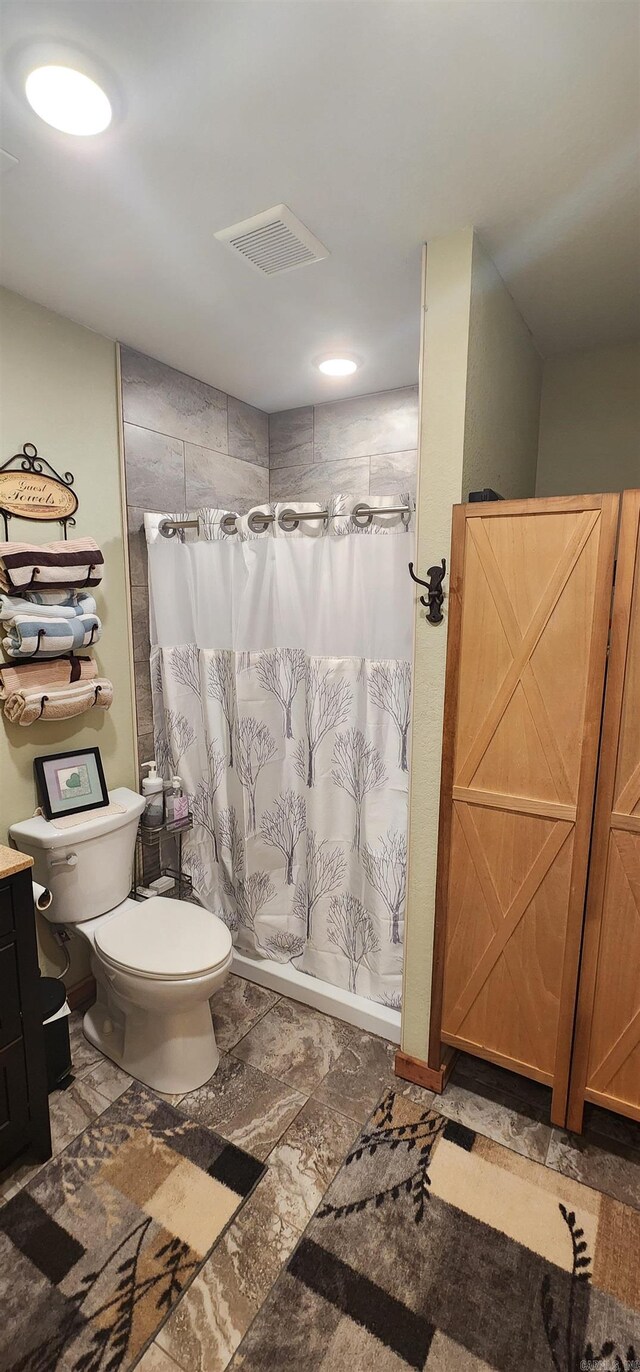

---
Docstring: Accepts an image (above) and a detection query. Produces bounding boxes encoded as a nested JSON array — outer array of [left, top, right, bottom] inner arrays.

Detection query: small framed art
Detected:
[[34, 747, 109, 821]]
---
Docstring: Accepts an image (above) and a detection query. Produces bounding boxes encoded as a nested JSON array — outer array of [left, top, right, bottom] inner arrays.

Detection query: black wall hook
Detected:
[[408, 559, 446, 624]]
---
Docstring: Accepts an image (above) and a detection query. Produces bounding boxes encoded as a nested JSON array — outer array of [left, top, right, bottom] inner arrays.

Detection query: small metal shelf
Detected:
[[135, 813, 193, 900], [139, 814, 192, 845]]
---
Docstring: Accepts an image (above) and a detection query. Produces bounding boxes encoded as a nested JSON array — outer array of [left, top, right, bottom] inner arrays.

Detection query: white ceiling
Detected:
[[1, 1, 638, 412]]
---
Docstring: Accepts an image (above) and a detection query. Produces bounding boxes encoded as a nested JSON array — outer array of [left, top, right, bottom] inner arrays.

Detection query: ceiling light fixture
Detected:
[[25, 65, 112, 135], [317, 357, 358, 377]]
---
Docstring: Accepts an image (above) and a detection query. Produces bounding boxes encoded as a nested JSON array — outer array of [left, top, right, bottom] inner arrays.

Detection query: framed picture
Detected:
[[34, 747, 109, 821]]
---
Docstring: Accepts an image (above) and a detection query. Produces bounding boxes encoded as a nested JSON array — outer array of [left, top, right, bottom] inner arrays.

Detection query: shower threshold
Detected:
[[231, 948, 401, 1044]]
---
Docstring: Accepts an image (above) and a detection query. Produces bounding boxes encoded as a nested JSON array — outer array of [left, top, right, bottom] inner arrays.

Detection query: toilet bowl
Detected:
[[78, 896, 233, 1093], [10, 787, 232, 1095]]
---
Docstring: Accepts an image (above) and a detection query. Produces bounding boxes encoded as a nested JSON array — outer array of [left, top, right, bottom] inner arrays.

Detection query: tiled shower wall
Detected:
[[268, 386, 418, 502], [120, 345, 269, 767], [120, 345, 419, 771]]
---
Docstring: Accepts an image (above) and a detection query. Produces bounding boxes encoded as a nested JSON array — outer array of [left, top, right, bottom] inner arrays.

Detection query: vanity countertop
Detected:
[[0, 844, 34, 880]]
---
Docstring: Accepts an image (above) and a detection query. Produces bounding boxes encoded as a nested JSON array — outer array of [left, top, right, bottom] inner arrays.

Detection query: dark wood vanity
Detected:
[[0, 846, 51, 1172]]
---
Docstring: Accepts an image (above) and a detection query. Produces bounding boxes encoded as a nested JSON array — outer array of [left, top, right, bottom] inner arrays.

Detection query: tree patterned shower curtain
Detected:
[[145, 495, 414, 1009]]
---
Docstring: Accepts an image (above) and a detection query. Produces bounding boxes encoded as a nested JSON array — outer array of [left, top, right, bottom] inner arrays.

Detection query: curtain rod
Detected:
[[158, 502, 411, 538]]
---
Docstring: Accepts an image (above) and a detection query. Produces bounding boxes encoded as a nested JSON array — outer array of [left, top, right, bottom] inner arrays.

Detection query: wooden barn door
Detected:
[[568, 489, 640, 1131], [430, 494, 619, 1125]]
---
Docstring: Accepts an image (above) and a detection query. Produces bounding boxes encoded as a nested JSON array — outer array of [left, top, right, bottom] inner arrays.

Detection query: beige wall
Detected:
[[0, 288, 136, 983], [463, 236, 542, 499], [536, 342, 640, 496], [402, 228, 540, 1061], [402, 229, 474, 1059]]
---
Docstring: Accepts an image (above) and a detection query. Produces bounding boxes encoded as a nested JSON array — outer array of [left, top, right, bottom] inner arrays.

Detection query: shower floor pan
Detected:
[[231, 948, 401, 1044]]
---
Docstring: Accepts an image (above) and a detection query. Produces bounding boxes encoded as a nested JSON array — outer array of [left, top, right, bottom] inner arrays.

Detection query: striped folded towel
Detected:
[[0, 656, 97, 696], [2, 611, 102, 658], [0, 590, 97, 622], [3, 677, 113, 725], [0, 537, 104, 592]]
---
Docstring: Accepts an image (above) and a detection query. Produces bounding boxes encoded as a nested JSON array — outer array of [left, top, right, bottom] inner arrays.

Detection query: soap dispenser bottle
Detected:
[[165, 775, 189, 825], [141, 761, 164, 828]]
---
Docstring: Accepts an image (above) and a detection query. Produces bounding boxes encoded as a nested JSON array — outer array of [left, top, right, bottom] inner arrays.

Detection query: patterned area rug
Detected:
[[0, 1082, 264, 1371], [231, 1089, 640, 1371]]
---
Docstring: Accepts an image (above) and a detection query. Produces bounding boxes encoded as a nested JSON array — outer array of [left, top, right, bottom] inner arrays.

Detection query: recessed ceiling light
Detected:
[[25, 65, 112, 135], [318, 357, 358, 377]]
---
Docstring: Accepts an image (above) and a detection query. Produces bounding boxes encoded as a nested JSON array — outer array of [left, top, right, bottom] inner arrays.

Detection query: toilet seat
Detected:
[[95, 897, 232, 980]]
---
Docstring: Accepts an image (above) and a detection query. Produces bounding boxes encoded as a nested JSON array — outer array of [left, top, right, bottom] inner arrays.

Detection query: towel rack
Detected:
[[10, 681, 109, 726], [0, 443, 79, 541], [0, 651, 91, 680]]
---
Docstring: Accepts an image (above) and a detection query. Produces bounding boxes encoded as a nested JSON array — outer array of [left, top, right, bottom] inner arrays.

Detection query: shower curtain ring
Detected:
[[278, 508, 300, 532], [351, 502, 373, 528], [248, 509, 272, 534]]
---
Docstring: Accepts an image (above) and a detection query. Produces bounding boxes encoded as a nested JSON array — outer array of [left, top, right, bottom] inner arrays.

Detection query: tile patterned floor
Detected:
[[2, 973, 639, 1371]]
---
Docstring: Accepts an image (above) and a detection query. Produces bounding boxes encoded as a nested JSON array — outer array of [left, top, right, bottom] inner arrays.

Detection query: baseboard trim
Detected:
[[66, 976, 96, 1012], [394, 1045, 457, 1094]]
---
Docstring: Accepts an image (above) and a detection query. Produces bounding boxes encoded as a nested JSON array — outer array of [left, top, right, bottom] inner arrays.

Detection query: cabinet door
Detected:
[[0, 940, 22, 1049], [568, 489, 640, 1131], [430, 495, 618, 1125], [0, 1038, 29, 1163]]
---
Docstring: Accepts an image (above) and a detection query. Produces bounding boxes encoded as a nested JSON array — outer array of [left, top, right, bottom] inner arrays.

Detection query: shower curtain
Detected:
[[145, 494, 414, 1009]]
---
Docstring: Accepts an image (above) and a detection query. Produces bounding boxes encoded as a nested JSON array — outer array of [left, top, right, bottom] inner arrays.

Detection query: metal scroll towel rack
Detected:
[[158, 502, 412, 538], [0, 443, 78, 541]]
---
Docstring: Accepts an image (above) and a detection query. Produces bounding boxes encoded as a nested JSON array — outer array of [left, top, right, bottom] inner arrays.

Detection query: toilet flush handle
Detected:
[[49, 851, 78, 869]]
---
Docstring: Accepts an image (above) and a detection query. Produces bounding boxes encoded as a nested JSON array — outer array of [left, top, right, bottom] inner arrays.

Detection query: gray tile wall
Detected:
[[268, 386, 419, 504], [120, 346, 269, 770], [121, 348, 419, 779]]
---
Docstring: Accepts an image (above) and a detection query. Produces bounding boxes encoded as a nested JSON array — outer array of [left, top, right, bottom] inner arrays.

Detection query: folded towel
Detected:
[[0, 537, 104, 593], [3, 677, 113, 725], [50, 801, 126, 830], [0, 590, 97, 621], [0, 655, 97, 695], [2, 611, 101, 658]]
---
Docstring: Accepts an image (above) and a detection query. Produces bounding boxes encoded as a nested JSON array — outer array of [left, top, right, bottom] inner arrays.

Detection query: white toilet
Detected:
[[10, 788, 233, 1095]]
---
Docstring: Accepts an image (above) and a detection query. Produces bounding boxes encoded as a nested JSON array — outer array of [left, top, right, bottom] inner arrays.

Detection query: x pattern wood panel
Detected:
[[446, 803, 572, 1064], [616, 760, 640, 819], [443, 506, 605, 1084], [588, 829, 640, 1095], [565, 491, 639, 1131], [456, 511, 597, 799], [586, 514, 640, 1109]]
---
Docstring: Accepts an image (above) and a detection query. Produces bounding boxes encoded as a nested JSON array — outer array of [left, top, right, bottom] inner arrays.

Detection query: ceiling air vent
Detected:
[[215, 204, 329, 276]]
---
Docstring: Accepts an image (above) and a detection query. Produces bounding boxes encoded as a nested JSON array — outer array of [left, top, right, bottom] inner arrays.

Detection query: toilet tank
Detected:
[[9, 787, 146, 924]]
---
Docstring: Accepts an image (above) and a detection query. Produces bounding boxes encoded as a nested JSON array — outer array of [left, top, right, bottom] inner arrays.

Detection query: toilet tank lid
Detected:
[[95, 898, 233, 977], [9, 788, 145, 850]]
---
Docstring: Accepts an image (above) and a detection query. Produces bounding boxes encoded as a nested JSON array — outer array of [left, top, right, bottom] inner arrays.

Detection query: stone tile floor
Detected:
[[1, 974, 639, 1371]]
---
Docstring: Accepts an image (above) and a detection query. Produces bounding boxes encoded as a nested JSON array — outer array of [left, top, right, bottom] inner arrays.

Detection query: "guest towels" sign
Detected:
[[0, 471, 78, 522]]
